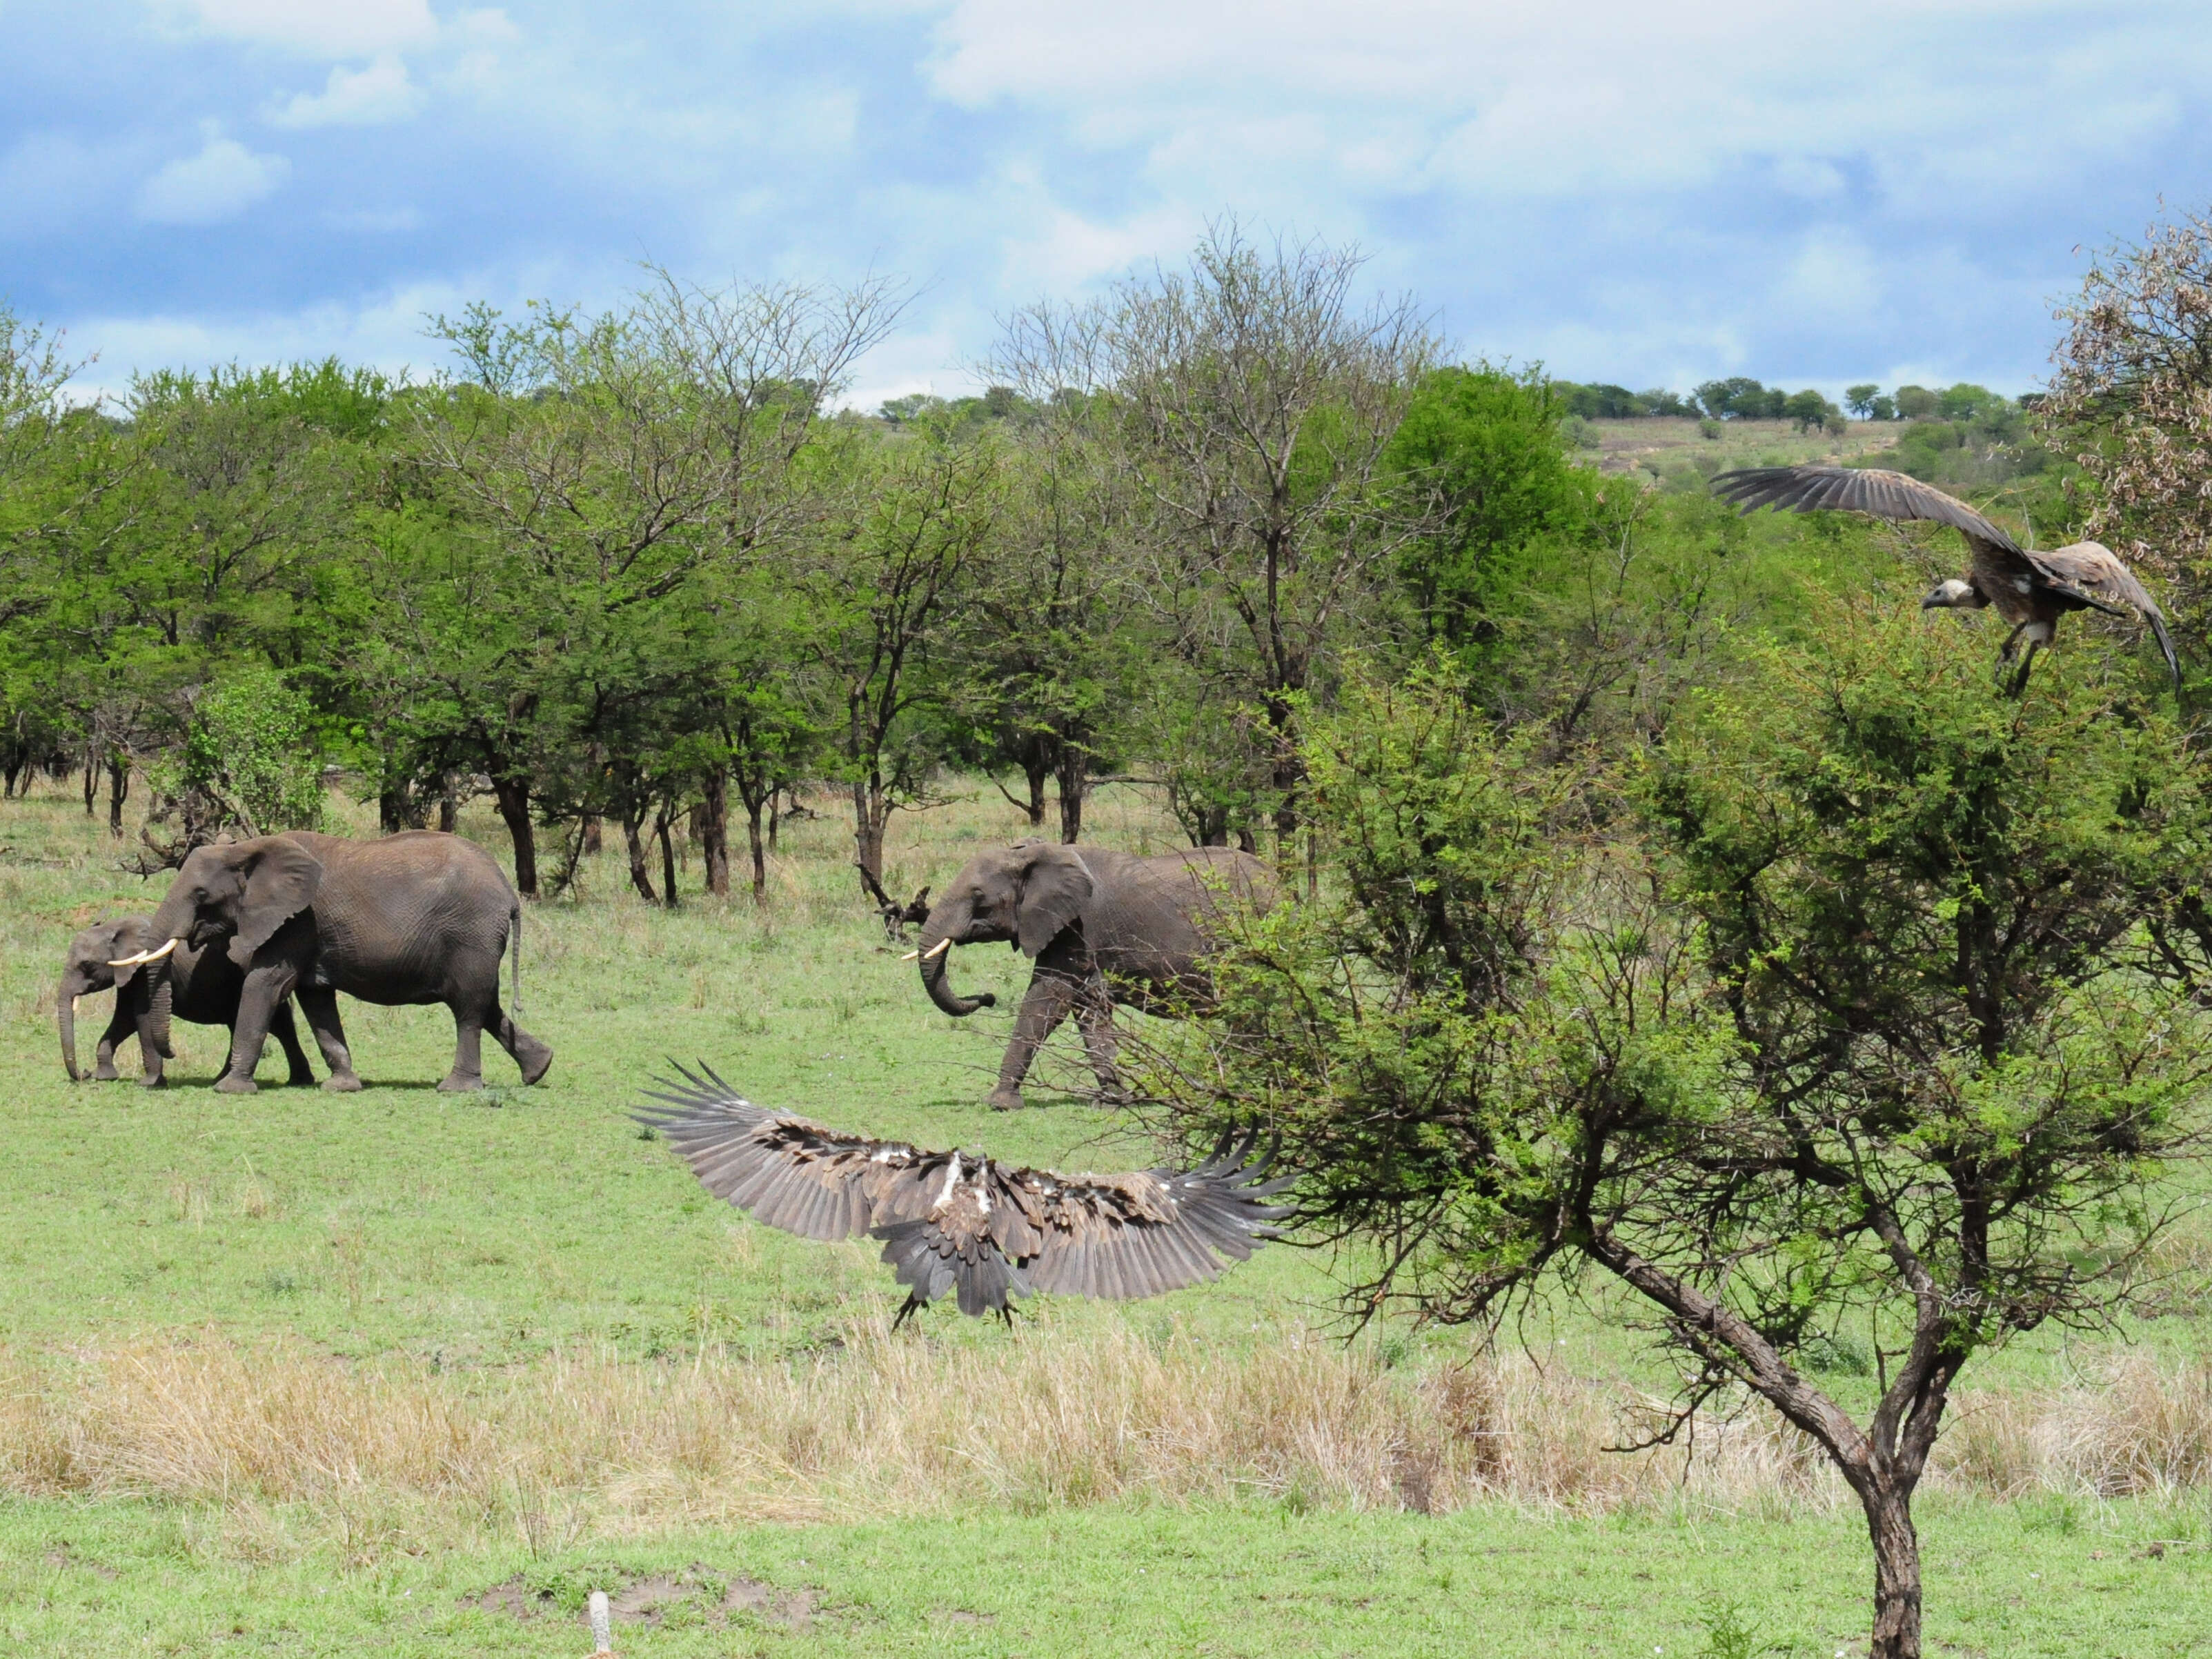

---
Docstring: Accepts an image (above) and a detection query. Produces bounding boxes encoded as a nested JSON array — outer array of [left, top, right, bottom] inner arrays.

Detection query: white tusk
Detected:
[[922, 937, 952, 961], [898, 948, 920, 961], [108, 937, 179, 969]]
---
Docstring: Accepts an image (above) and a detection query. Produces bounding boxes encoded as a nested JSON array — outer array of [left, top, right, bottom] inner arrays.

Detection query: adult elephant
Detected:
[[58, 915, 315, 1088], [113, 831, 554, 1094], [914, 839, 1273, 1111]]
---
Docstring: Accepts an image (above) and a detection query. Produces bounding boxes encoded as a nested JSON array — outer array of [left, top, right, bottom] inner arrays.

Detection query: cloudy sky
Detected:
[[3, 0, 2209, 406]]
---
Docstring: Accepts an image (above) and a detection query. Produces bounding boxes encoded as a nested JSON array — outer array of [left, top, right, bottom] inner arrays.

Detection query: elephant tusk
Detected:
[[922, 937, 952, 961], [108, 937, 180, 969], [898, 948, 920, 961]]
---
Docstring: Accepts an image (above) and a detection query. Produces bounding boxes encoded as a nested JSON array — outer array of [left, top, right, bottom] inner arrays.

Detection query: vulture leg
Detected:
[[1996, 621, 2027, 662], [891, 1293, 926, 1331], [2007, 639, 2042, 698]]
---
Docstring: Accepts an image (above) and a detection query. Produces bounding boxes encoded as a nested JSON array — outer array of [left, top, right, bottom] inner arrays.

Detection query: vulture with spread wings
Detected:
[[638, 1064, 1294, 1322], [1710, 465, 2178, 692]]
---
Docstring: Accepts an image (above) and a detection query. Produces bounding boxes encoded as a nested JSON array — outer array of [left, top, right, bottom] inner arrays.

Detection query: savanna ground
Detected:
[[1, 777, 2207, 1657], [1579, 416, 1899, 482]]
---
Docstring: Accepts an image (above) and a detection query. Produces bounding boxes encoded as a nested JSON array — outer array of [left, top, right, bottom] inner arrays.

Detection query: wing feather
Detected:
[[642, 1070, 1294, 1316], [1710, 465, 2032, 576], [2031, 542, 2182, 684]]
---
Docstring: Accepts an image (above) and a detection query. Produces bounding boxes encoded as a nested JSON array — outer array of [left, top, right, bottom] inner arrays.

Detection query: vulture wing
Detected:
[[2028, 542, 2182, 686], [1710, 465, 2032, 577], [638, 1065, 1294, 1321]]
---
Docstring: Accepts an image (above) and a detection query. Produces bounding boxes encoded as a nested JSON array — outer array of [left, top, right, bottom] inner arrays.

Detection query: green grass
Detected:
[[5, 1493, 2208, 1657], [2, 776, 2207, 1656]]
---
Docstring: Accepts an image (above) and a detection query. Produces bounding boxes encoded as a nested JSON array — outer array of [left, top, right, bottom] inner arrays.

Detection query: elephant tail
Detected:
[[509, 898, 522, 1019]]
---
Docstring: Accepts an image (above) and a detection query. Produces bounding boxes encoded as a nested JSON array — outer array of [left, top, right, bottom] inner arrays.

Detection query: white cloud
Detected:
[[153, 0, 440, 57], [268, 54, 423, 126], [136, 131, 290, 224]]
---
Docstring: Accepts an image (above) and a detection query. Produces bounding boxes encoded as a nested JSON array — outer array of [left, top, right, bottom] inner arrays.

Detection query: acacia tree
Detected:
[[1016, 223, 1435, 860], [810, 429, 1001, 891], [2046, 203, 2212, 653], [1136, 623, 2211, 1659]]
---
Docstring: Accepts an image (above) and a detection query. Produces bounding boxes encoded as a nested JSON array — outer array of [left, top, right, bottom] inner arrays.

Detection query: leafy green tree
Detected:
[[1140, 621, 2211, 1659], [1869, 393, 1898, 421], [1893, 384, 1939, 419], [143, 664, 325, 857], [1383, 365, 1594, 663], [1844, 383, 1879, 419]]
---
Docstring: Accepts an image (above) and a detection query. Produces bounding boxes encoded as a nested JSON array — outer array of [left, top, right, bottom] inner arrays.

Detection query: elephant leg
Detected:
[[268, 999, 317, 1086], [94, 1006, 133, 1083], [215, 966, 299, 1094], [484, 999, 555, 1086], [440, 998, 488, 1093], [1074, 975, 1126, 1104], [293, 986, 362, 1093], [991, 966, 1081, 1111]]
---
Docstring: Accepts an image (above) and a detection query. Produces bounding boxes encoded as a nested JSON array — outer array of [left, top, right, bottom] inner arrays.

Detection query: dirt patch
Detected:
[[938, 1608, 995, 1625], [43, 1546, 120, 1580], [461, 1567, 817, 1632]]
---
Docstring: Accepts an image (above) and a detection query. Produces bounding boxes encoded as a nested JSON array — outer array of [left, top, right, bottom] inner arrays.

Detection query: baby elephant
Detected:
[[58, 915, 315, 1088]]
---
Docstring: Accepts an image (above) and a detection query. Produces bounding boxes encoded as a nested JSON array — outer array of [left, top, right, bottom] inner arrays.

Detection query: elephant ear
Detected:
[[108, 920, 155, 990], [1016, 844, 1095, 957], [229, 839, 325, 968]]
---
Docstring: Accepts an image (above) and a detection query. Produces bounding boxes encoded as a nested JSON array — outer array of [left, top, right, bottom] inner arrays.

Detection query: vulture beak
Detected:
[[108, 937, 180, 968]]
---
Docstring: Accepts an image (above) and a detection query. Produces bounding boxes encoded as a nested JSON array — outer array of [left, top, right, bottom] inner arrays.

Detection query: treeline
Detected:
[[0, 232, 2048, 908]]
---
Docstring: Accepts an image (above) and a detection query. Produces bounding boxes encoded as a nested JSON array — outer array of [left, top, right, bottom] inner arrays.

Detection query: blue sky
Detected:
[[3, 0, 2209, 406]]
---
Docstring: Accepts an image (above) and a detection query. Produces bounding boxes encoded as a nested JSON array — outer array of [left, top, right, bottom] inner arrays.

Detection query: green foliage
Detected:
[[157, 665, 326, 840], [1386, 365, 1598, 662]]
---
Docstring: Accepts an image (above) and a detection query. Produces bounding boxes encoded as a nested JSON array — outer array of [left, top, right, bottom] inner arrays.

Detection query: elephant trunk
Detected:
[[918, 917, 996, 1017], [145, 966, 175, 1060], [57, 974, 85, 1081]]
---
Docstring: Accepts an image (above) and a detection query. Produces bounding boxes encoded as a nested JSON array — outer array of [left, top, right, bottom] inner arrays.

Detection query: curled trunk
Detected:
[[918, 924, 995, 1017]]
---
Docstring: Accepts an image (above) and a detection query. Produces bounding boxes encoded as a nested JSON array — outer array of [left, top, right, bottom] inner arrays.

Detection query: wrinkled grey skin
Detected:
[[917, 839, 1274, 1110], [138, 831, 554, 1095], [58, 914, 315, 1088]]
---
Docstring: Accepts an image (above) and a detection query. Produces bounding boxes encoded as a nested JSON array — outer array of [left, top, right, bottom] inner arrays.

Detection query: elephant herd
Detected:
[[58, 829, 1272, 1109]]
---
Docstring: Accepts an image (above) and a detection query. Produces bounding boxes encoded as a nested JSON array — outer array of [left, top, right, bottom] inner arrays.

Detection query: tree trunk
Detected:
[[767, 786, 780, 853], [491, 774, 538, 898], [438, 772, 459, 834], [747, 798, 768, 902], [82, 753, 96, 815], [1023, 762, 1049, 828], [1196, 805, 1227, 847], [656, 806, 680, 910], [700, 769, 731, 897], [1055, 746, 1086, 844], [106, 753, 129, 838], [1862, 1485, 1924, 1659], [852, 777, 888, 893], [1237, 825, 1259, 855], [582, 814, 602, 855], [622, 810, 657, 904]]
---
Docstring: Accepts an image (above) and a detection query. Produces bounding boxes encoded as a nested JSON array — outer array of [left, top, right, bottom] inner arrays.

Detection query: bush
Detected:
[[143, 666, 325, 861]]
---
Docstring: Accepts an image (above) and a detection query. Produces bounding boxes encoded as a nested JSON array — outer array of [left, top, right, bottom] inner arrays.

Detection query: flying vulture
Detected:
[[1710, 465, 2178, 692], [637, 1064, 1293, 1322]]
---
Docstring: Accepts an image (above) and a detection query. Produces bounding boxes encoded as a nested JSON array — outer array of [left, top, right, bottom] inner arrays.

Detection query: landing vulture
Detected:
[[638, 1064, 1293, 1322], [1710, 465, 2178, 691]]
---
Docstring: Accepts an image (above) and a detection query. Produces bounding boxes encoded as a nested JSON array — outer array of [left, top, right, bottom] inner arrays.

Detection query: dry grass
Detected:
[[8, 1329, 2202, 1545]]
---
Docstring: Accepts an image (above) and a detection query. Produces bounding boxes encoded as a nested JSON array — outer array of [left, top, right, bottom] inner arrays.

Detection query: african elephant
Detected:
[[58, 914, 315, 1088], [117, 831, 553, 1094], [914, 839, 1274, 1110]]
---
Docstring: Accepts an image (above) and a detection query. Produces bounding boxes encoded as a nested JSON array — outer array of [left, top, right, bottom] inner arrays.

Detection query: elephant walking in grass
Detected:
[[914, 839, 1274, 1110], [58, 915, 315, 1087], [114, 830, 554, 1093]]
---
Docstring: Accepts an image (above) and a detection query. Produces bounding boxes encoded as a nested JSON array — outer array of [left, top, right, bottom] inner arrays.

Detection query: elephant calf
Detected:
[[119, 831, 553, 1093], [59, 915, 316, 1088], [914, 838, 1274, 1110]]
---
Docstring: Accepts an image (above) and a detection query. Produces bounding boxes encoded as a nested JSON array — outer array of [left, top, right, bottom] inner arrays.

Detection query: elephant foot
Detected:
[[322, 1073, 365, 1094], [438, 1072, 484, 1093], [987, 1086, 1027, 1112], [137, 1072, 167, 1091], [93, 1064, 120, 1082], [213, 1074, 259, 1095], [517, 1042, 554, 1086]]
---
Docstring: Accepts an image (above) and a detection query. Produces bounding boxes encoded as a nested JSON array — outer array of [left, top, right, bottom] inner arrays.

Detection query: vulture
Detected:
[[637, 1064, 1294, 1323], [1710, 465, 2178, 692]]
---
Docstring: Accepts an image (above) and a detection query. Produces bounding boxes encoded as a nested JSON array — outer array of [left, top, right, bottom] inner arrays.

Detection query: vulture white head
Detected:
[[1921, 578, 1984, 611]]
